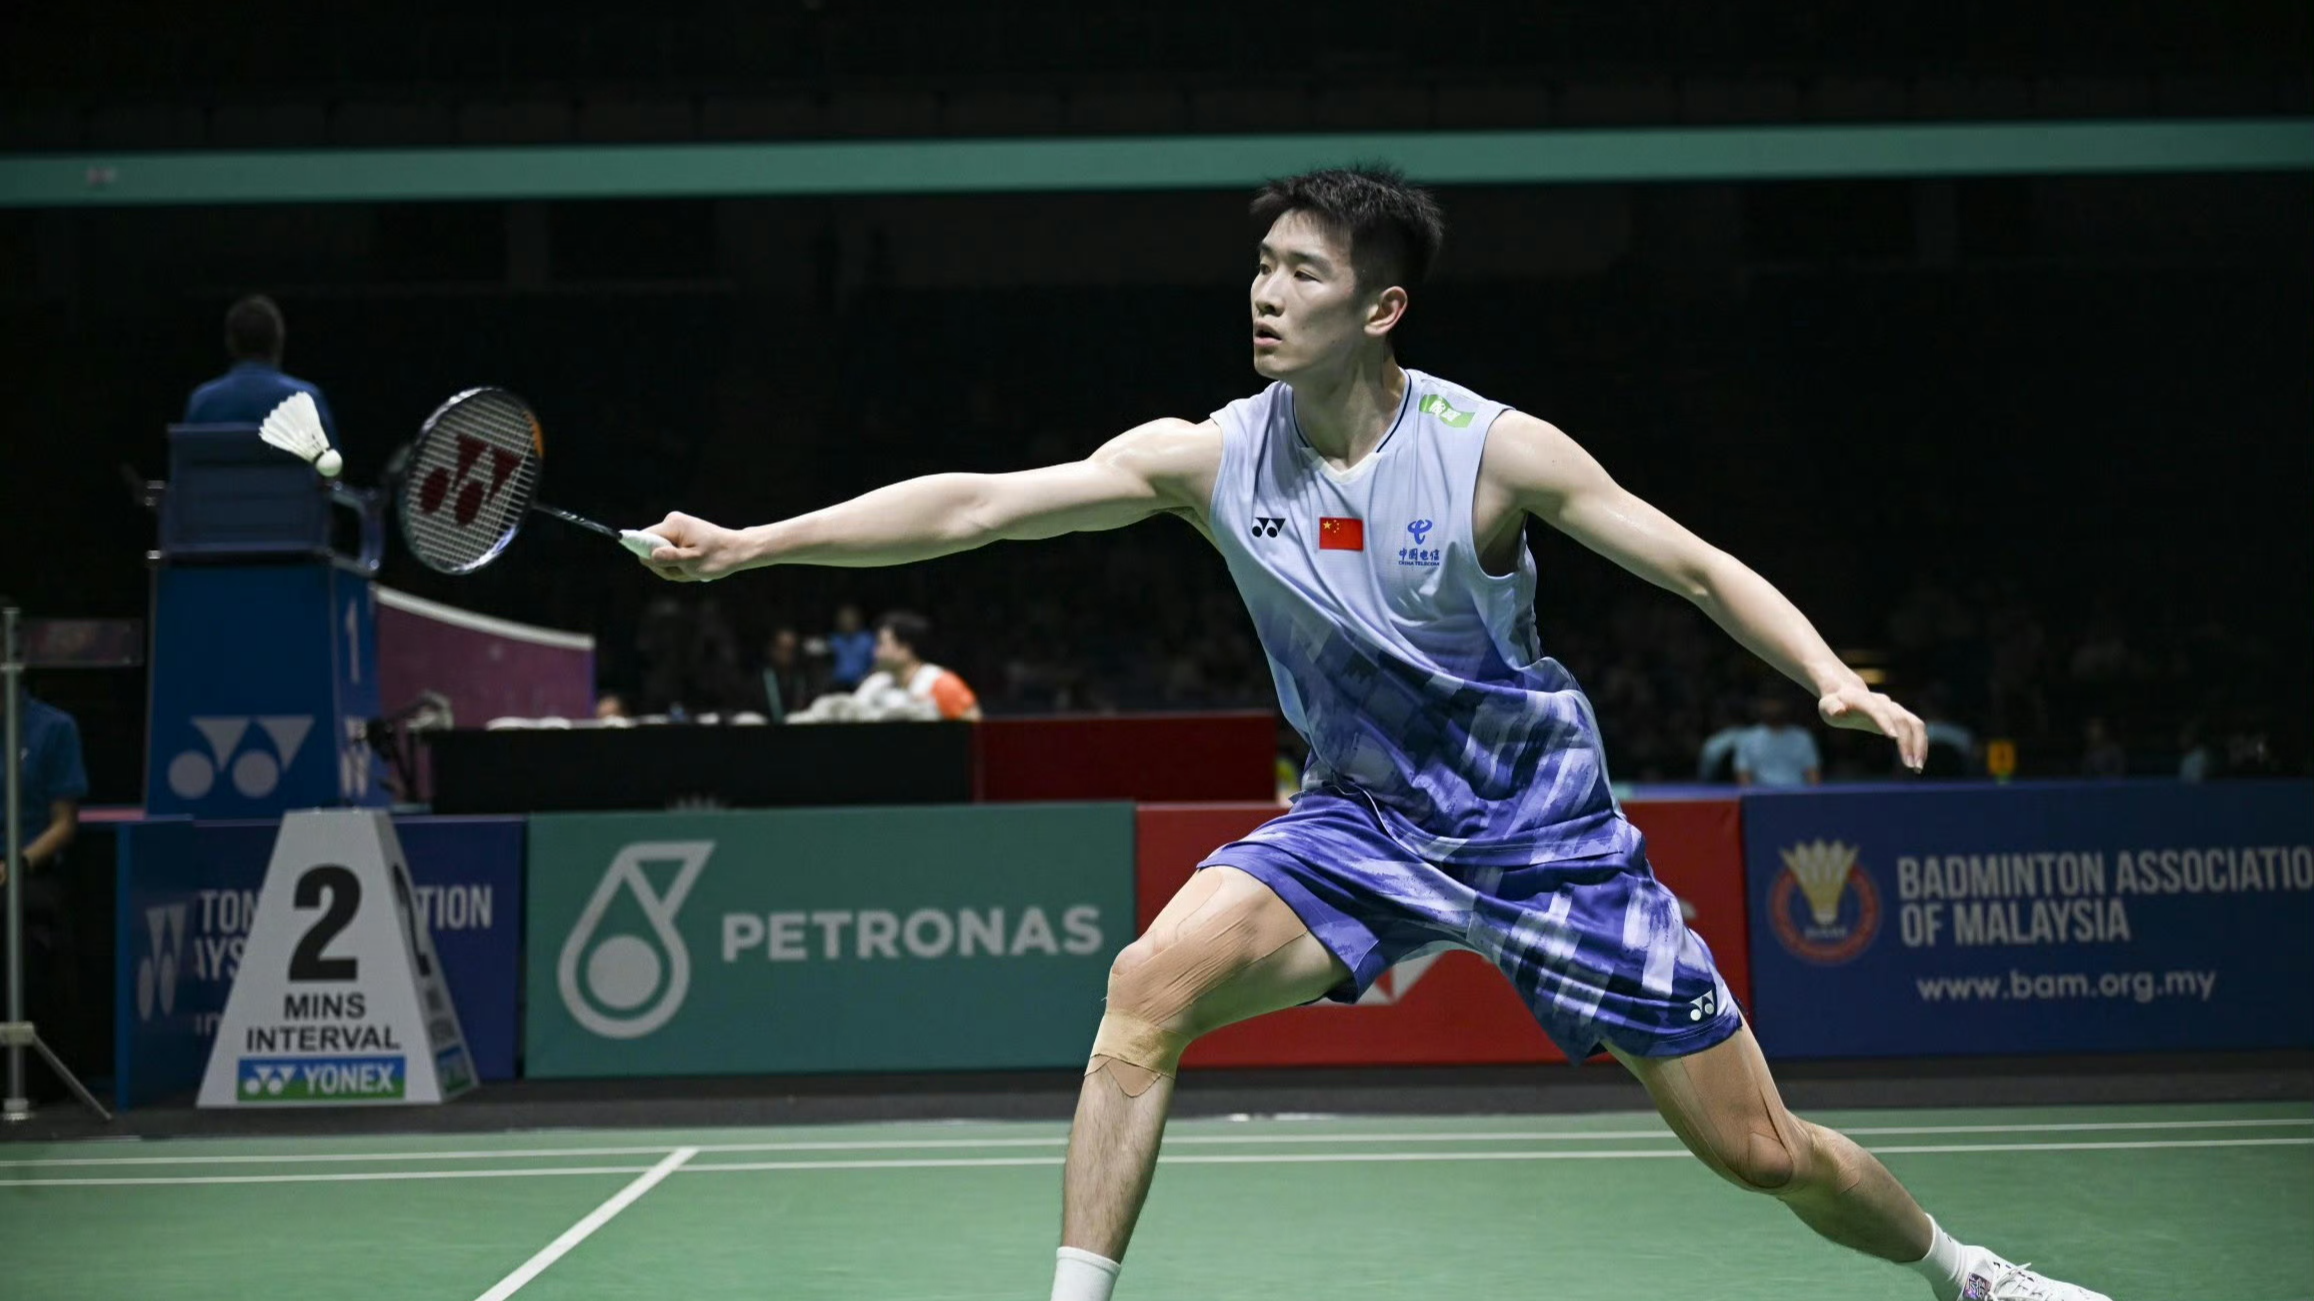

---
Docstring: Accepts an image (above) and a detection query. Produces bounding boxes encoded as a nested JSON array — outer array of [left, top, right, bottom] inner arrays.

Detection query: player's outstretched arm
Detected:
[[640, 418, 1218, 581], [1485, 411, 1926, 771]]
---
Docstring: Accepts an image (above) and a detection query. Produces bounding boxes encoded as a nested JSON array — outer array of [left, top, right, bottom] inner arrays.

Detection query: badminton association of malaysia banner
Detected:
[[1137, 797, 1751, 1068], [524, 803, 1135, 1078], [1744, 781, 2314, 1058], [115, 815, 524, 1109]]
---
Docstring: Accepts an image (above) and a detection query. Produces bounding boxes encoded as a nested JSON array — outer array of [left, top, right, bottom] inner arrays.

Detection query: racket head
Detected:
[[397, 387, 546, 575]]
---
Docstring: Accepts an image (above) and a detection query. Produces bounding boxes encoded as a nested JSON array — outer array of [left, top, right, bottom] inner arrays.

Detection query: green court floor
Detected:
[[2, 1102, 2309, 1300]]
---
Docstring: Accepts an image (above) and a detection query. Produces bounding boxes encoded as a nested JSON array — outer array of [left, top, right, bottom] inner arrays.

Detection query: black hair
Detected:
[[877, 610, 933, 659], [225, 294, 285, 363], [1250, 165, 1446, 293]]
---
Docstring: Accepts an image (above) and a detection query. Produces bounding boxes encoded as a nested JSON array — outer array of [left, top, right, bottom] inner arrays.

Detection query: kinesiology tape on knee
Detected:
[[1087, 1015, 1183, 1097], [1657, 1050, 1801, 1193], [1086, 885, 1308, 1096]]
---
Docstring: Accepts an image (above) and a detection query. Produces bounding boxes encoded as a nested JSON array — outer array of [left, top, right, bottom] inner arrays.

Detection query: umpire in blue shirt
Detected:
[[184, 294, 339, 445]]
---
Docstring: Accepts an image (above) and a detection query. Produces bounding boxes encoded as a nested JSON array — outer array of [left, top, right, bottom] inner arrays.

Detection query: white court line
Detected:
[[684, 1136, 2314, 1174], [0, 1164, 661, 1187], [5, 1136, 2304, 1188], [471, 1147, 696, 1301], [5, 1116, 2306, 1168]]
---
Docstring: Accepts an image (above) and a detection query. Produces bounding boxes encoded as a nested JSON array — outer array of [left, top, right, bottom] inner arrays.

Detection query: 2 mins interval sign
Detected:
[[199, 810, 477, 1106]]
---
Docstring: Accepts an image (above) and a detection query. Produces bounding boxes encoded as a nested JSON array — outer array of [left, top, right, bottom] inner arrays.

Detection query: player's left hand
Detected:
[[1818, 685, 1927, 773]]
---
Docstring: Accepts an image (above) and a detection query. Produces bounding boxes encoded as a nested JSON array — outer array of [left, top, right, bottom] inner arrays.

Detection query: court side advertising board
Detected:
[[198, 809, 476, 1106]]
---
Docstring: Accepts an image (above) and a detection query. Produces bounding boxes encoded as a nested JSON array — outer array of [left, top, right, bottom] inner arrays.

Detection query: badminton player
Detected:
[[641, 167, 2109, 1301]]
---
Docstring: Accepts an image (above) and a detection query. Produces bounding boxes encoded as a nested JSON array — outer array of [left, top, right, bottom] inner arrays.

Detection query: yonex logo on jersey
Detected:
[[1418, 394, 1474, 427], [1688, 991, 1716, 1022], [1251, 516, 1285, 539]]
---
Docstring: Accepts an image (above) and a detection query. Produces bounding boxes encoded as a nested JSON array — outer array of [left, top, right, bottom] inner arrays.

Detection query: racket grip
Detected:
[[620, 530, 672, 560]]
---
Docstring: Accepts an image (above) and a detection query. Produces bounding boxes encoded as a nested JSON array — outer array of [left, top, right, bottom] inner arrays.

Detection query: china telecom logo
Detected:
[[1769, 839, 1882, 965], [1398, 518, 1441, 568]]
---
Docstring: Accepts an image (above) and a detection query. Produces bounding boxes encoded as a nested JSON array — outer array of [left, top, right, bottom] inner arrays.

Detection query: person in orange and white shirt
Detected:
[[849, 610, 980, 721]]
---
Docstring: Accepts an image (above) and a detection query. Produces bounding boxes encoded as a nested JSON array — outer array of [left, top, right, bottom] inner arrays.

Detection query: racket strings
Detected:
[[401, 389, 545, 574]]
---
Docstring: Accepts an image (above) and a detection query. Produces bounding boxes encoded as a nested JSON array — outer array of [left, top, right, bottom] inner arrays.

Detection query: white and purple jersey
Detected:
[[1208, 369, 1635, 868], [1196, 371, 1741, 1060]]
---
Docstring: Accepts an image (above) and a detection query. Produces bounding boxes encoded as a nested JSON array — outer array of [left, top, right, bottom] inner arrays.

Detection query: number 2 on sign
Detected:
[[288, 865, 361, 981]]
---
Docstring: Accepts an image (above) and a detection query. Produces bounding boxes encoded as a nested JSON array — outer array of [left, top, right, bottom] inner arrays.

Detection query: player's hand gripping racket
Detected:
[[396, 387, 668, 574]]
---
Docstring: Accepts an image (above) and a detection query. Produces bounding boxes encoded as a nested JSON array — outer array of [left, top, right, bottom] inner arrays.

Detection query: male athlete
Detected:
[[641, 168, 2109, 1301]]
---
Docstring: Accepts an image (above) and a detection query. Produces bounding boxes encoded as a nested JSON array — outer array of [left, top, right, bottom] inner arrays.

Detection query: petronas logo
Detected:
[[1418, 394, 1474, 427], [558, 841, 714, 1039]]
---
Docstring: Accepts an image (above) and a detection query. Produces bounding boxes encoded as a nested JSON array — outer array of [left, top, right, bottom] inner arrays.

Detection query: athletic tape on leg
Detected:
[[1086, 873, 1309, 1096]]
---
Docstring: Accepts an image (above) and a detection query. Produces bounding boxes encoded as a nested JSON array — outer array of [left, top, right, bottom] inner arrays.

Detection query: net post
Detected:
[[3, 603, 26, 1118]]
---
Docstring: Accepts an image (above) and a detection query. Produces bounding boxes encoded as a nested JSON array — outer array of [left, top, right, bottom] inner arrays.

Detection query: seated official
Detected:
[[184, 294, 340, 446]]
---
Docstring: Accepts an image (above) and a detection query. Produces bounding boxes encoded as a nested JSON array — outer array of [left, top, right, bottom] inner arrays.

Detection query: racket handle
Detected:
[[620, 530, 672, 560]]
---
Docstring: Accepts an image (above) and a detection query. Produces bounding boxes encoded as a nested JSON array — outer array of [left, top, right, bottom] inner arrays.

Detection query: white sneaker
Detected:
[[1958, 1250, 2113, 1301]]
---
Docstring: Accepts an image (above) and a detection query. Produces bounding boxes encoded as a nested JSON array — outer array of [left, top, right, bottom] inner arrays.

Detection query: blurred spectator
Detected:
[[1696, 705, 1746, 782], [860, 611, 981, 721], [2223, 723, 2276, 776], [1986, 598, 2050, 739], [183, 294, 340, 446], [755, 627, 820, 723], [1733, 696, 1821, 788], [826, 603, 876, 689], [1919, 685, 1981, 778], [636, 597, 748, 718], [2177, 718, 2214, 782], [594, 693, 629, 722], [2081, 717, 2127, 779]]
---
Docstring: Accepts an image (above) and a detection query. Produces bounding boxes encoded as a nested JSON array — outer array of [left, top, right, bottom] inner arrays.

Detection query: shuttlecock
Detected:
[[259, 391, 340, 478]]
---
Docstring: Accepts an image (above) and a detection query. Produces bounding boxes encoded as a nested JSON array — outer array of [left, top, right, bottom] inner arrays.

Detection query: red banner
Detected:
[[977, 713, 1275, 803], [1134, 798, 1750, 1068]]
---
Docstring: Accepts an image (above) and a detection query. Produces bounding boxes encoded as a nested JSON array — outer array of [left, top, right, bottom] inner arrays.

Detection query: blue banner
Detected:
[[146, 564, 384, 818], [1745, 782, 2314, 1057], [115, 815, 523, 1108]]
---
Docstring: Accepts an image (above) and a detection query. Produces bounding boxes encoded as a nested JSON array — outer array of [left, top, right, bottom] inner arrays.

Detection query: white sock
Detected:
[[1905, 1216, 1971, 1301], [1051, 1246, 1122, 1301]]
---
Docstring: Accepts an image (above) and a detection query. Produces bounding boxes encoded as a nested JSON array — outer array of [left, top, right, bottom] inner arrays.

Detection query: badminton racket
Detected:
[[395, 387, 668, 575]]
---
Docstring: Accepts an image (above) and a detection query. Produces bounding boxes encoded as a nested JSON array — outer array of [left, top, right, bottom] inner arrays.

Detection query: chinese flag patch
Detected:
[[1318, 517, 1365, 550]]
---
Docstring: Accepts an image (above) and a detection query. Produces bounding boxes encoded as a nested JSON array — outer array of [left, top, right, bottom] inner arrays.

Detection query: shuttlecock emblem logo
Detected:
[[1769, 838, 1882, 965]]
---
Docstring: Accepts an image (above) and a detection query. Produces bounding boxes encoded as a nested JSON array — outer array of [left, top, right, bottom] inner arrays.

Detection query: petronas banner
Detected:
[[524, 804, 1135, 1077]]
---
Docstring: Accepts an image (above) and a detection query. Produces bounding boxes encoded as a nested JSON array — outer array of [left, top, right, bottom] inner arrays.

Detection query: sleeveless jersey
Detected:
[[1207, 370, 1635, 868]]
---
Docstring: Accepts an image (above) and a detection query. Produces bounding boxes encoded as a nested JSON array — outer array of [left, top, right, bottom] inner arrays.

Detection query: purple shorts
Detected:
[[1198, 787, 1742, 1061]]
